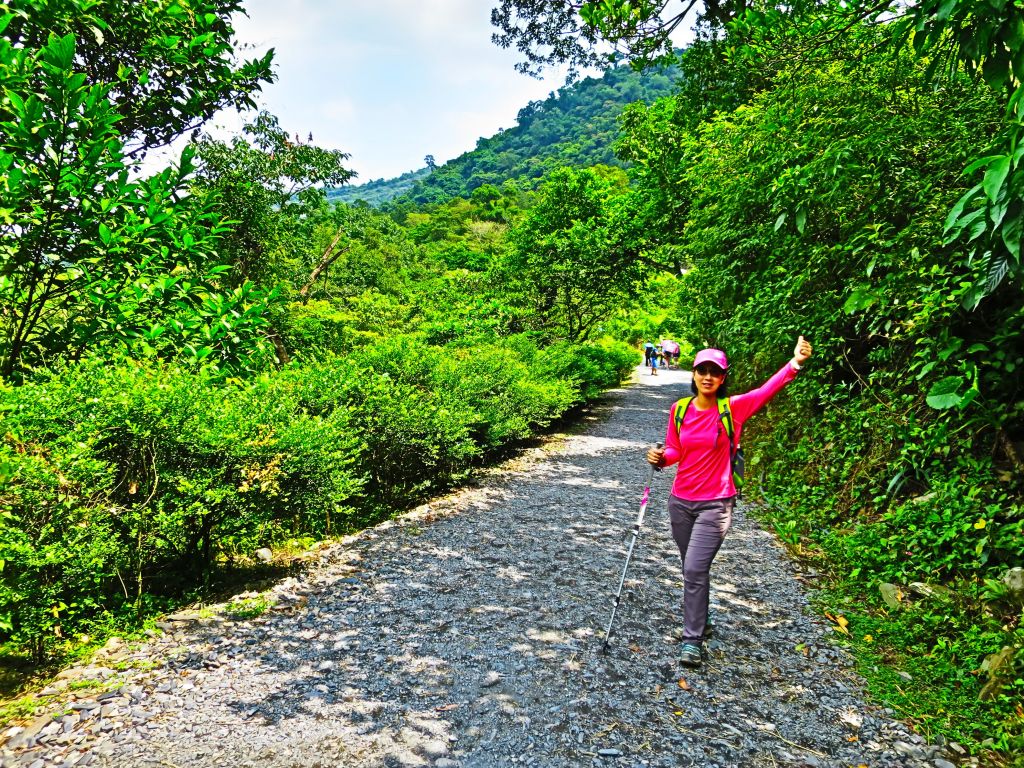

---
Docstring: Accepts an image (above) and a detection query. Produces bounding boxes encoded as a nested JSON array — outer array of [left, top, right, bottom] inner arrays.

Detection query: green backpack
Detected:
[[673, 396, 745, 489]]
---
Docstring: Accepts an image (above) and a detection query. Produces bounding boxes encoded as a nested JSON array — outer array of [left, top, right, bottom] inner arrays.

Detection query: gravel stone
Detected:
[[481, 672, 502, 688], [0, 367, 966, 768], [419, 740, 448, 758]]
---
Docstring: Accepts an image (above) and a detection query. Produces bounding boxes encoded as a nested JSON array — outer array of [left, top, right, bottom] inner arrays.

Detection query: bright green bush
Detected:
[[0, 357, 364, 660], [534, 339, 638, 401], [0, 333, 631, 661], [274, 354, 481, 510]]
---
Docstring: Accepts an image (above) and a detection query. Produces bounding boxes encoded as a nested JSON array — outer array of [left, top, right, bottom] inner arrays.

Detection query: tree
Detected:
[[2, 0, 274, 157], [499, 166, 645, 341], [191, 111, 355, 285], [490, 0, 745, 77], [491, 0, 1024, 306], [424, 154, 437, 171], [0, 9, 278, 378]]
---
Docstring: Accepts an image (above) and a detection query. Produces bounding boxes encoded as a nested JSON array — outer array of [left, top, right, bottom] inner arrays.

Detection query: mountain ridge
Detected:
[[327, 61, 680, 207]]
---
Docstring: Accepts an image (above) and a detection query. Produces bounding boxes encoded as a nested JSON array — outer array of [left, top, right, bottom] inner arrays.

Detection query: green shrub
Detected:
[[0, 357, 363, 660], [0, 332, 632, 662], [275, 355, 481, 510], [534, 339, 637, 401]]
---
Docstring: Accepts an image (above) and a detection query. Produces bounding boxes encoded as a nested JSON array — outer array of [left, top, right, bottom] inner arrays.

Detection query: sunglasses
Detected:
[[693, 364, 726, 377]]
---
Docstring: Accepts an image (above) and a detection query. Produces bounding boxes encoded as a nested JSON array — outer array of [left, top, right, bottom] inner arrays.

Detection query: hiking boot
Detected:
[[704, 611, 715, 640], [679, 643, 702, 668]]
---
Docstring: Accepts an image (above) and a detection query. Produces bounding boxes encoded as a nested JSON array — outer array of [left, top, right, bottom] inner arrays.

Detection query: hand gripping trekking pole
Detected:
[[601, 443, 662, 654]]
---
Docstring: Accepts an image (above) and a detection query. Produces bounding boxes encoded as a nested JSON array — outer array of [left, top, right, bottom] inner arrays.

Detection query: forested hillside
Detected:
[[326, 167, 430, 207], [327, 61, 679, 207]]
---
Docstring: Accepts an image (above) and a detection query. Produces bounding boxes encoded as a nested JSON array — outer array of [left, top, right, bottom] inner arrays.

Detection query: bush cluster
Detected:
[[0, 338, 636, 661]]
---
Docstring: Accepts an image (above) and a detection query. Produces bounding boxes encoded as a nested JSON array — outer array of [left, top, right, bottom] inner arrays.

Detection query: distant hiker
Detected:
[[662, 339, 681, 369], [646, 336, 813, 668], [643, 341, 655, 368]]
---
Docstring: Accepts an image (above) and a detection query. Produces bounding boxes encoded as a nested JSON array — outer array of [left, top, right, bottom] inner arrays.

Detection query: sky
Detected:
[[216, 0, 601, 183]]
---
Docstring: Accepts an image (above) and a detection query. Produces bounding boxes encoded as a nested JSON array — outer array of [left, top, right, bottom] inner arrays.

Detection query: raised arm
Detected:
[[729, 336, 813, 423]]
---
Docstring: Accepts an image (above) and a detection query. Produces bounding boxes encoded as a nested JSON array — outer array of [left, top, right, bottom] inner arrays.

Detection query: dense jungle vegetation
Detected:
[[1, 0, 1023, 763], [0, 0, 639, 678], [326, 167, 430, 208]]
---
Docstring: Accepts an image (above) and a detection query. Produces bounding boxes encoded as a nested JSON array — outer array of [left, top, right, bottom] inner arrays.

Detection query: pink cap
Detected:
[[692, 348, 729, 370]]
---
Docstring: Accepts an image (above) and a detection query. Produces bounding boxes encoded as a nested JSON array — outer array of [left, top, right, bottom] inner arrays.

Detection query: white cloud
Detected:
[[322, 97, 357, 125], [222, 1, 570, 178], [141, 0, 695, 181]]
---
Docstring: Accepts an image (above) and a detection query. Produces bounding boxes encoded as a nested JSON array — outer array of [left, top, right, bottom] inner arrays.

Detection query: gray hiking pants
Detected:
[[668, 495, 735, 644]]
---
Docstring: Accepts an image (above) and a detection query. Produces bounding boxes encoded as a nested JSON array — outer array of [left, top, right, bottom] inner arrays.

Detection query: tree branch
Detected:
[[298, 228, 351, 304]]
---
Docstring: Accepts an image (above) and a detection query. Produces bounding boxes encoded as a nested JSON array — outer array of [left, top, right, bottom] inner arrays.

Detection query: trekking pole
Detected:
[[601, 443, 662, 654]]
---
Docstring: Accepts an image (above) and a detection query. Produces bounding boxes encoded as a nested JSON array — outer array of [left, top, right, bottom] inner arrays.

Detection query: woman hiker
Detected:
[[643, 341, 656, 371], [646, 336, 813, 668]]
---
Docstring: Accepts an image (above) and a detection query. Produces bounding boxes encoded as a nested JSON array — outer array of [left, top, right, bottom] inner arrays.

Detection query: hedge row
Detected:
[[0, 336, 636, 660]]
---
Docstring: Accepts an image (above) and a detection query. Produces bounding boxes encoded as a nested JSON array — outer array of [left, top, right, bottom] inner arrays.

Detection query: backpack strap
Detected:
[[718, 396, 745, 489], [717, 397, 736, 449], [673, 396, 694, 438]]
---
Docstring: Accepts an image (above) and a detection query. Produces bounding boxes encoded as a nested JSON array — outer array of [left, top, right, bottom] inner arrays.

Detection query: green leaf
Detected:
[[774, 212, 786, 232], [967, 213, 989, 243], [43, 33, 76, 70], [795, 207, 806, 234], [944, 184, 981, 234], [964, 155, 1000, 176], [981, 251, 1010, 295], [983, 155, 1011, 203], [1001, 211, 1022, 260], [6, 91, 25, 117], [879, 582, 903, 609], [935, 0, 957, 21], [958, 386, 980, 410], [843, 285, 878, 314], [1007, 15, 1024, 52], [926, 376, 965, 409]]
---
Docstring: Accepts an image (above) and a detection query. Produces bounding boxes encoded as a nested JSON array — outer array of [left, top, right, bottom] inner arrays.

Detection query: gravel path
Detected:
[[2, 367, 964, 768]]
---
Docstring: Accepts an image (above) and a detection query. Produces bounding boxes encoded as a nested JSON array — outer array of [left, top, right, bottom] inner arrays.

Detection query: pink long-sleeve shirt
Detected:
[[662, 361, 799, 501]]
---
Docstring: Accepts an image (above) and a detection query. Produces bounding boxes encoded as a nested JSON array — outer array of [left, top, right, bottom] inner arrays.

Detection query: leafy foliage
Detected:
[[0, 357, 364, 660], [326, 167, 429, 207], [0, 338, 635, 661], [0, 17, 278, 379], [495, 0, 1024, 306], [2, 0, 274, 155], [490, 0, 744, 76], [191, 111, 355, 285], [0, 0, 644, 684], [502, 165, 648, 341]]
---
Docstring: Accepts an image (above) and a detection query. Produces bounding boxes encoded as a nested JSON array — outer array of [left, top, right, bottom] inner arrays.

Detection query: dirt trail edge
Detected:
[[3, 367, 959, 768]]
